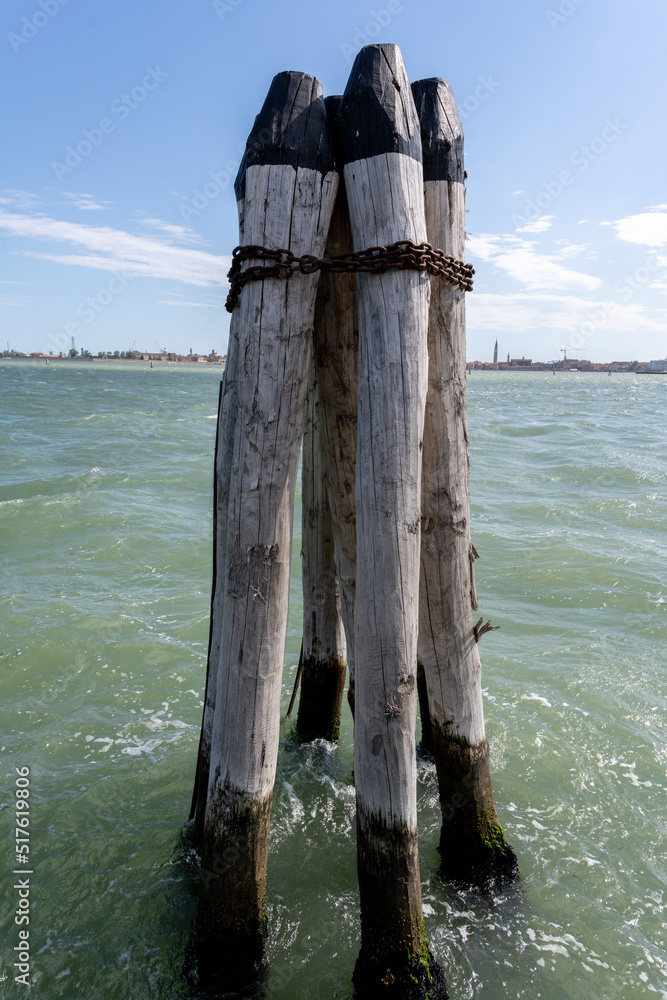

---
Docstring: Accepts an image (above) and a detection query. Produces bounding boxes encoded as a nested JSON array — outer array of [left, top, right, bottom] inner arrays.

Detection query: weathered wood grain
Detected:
[[309, 101, 360, 716], [191, 197, 245, 842], [194, 70, 338, 982], [338, 45, 446, 998], [296, 354, 347, 741], [412, 76, 517, 886]]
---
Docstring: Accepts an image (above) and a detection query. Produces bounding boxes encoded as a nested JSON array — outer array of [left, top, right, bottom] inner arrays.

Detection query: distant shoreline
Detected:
[[466, 361, 667, 375], [2, 358, 665, 374], [1, 357, 225, 366]]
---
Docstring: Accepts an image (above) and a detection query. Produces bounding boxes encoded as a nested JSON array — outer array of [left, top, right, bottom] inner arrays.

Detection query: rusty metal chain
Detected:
[[225, 240, 474, 312]]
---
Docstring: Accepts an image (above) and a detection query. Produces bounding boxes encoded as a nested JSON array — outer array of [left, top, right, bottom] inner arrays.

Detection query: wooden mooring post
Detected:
[[191, 43, 515, 1000], [411, 77, 518, 885], [193, 70, 337, 988], [191, 257, 244, 842], [336, 45, 447, 997], [296, 94, 360, 729], [296, 355, 347, 742]]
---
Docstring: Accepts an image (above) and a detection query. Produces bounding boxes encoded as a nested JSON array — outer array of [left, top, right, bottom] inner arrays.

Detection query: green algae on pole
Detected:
[[337, 45, 447, 998], [193, 70, 337, 989], [411, 76, 518, 886]]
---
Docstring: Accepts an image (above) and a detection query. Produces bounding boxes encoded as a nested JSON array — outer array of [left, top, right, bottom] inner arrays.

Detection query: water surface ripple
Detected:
[[1, 364, 665, 999]]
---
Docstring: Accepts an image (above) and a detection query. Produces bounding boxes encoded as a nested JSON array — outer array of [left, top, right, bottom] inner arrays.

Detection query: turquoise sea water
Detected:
[[1, 361, 665, 999]]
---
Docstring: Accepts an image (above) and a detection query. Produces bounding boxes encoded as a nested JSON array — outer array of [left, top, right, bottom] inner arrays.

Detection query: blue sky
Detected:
[[1, 0, 665, 362]]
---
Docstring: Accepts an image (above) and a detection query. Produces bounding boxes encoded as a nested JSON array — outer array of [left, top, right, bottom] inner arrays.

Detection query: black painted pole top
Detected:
[[335, 44, 422, 167], [235, 71, 334, 199], [324, 95, 344, 172], [411, 78, 464, 184], [324, 94, 343, 125]]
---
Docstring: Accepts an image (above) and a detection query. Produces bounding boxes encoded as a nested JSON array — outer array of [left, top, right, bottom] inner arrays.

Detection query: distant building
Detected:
[[493, 340, 498, 365], [510, 358, 532, 366], [650, 359, 667, 372]]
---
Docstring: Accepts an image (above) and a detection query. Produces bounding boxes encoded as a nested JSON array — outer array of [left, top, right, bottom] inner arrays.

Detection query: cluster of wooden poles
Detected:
[[188, 42, 517, 999]]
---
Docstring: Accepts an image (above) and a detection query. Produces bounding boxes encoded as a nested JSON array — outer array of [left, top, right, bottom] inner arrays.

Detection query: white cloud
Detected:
[[467, 233, 601, 291], [648, 258, 667, 292], [468, 291, 664, 335], [139, 217, 210, 246], [515, 214, 554, 233], [551, 240, 590, 260], [0, 189, 111, 212], [156, 299, 220, 308], [0, 209, 230, 287], [603, 206, 667, 246], [157, 289, 223, 308], [0, 190, 41, 210], [60, 192, 112, 211]]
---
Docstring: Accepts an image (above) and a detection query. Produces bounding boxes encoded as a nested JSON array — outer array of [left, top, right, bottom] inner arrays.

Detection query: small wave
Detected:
[[520, 693, 552, 707]]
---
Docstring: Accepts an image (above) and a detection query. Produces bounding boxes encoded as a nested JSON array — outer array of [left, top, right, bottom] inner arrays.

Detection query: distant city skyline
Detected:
[[2, 344, 225, 360], [3, 334, 662, 368], [465, 339, 667, 372], [480, 338, 649, 365]]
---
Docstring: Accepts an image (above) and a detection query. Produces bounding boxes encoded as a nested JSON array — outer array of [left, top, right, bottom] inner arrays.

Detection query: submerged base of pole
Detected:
[[433, 730, 518, 887], [295, 654, 346, 741], [439, 822, 519, 888], [354, 813, 448, 999], [192, 748, 209, 845], [353, 951, 448, 1000], [193, 791, 272, 993], [185, 929, 266, 1000]]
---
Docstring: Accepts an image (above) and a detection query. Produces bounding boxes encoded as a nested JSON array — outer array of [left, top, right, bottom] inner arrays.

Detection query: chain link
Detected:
[[225, 240, 474, 312]]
